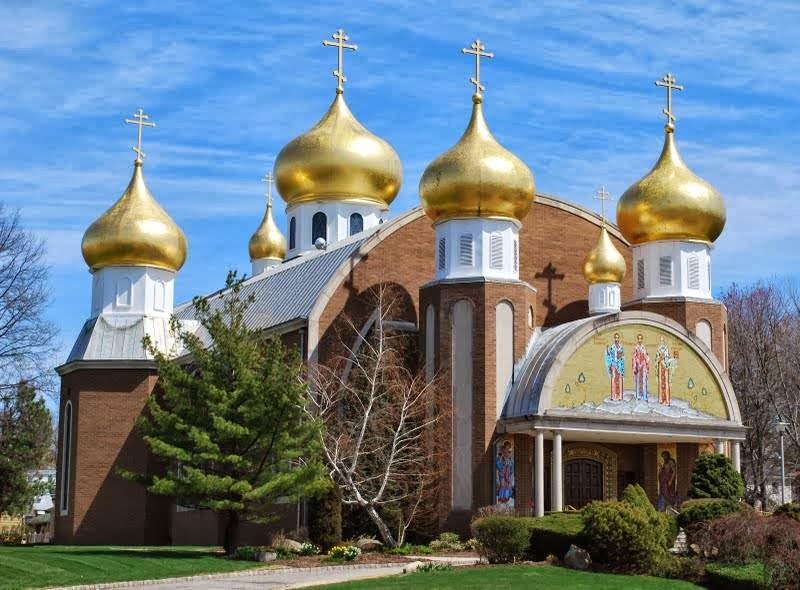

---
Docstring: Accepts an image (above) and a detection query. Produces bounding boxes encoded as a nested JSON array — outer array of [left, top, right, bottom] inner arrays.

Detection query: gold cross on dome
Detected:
[[462, 38, 494, 97], [594, 185, 612, 227], [323, 29, 358, 93], [655, 73, 684, 130], [125, 108, 156, 162], [261, 171, 275, 207]]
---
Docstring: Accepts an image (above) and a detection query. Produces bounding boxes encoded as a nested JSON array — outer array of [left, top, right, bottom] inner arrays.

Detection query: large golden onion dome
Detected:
[[583, 227, 626, 284], [81, 160, 188, 273], [616, 127, 726, 245], [419, 94, 535, 223], [248, 198, 286, 262], [274, 91, 402, 208]]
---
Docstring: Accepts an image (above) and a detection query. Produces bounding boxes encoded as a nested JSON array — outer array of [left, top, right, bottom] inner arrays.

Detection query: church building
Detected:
[[54, 32, 745, 544]]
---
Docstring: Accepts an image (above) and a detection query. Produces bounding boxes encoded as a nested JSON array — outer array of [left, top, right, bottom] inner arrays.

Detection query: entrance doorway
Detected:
[[565, 459, 603, 508]]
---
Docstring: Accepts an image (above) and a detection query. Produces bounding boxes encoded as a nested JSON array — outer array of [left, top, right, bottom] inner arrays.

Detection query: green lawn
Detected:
[[313, 564, 703, 590], [0, 545, 262, 590]]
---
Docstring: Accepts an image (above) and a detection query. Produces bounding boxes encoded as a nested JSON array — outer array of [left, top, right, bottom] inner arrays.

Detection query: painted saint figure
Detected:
[[632, 333, 651, 401], [656, 336, 677, 405], [657, 450, 678, 511], [495, 439, 515, 508], [605, 332, 625, 401]]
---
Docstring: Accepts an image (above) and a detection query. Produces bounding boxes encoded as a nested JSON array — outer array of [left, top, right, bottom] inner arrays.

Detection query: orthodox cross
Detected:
[[462, 38, 494, 97], [125, 108, 156, 162], [323, 29, 358, 93], [261, 171, 275, 207], [594, 185, 612, 227], [655, 73, 684, 130]]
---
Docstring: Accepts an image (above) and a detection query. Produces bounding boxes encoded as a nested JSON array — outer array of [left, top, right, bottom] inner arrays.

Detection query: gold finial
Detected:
[[594, 185, 612, 228], [125, 108, 156, 163], [322, 28, 358, 94], [261, 171, 275, 207], [655, 73, 684, 131], [461, 38, 494, 100]]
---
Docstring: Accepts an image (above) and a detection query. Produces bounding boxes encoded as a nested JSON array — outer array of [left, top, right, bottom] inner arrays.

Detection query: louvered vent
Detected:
[[459, 234, 473, 266], [438, 238, 446, 271], [637, 259, 645, 290], [659, 256, 672, 286], [688, 255, 700, 289], [490, 233, 503, 269]]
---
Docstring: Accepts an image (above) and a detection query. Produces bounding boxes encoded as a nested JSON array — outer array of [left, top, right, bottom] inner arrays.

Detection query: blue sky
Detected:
[[3, 1, 799, 373]]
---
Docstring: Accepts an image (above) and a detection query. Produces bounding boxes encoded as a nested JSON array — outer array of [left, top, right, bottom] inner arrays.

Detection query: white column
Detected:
[[732, 441, 741, 473], [534, 431, 545, 517], [715, 439, 726, 455], [551, 431, 563, 512]]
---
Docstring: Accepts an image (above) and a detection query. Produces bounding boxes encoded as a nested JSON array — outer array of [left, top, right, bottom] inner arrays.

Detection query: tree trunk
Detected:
[[365, 504, 397, 547], [223, 510, 240, 555]]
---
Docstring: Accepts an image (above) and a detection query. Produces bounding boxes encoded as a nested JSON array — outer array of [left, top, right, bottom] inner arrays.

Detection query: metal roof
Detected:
[[66, 315, 163, 362], [174, 227, 378, 332], [501, 317, 597, 419]]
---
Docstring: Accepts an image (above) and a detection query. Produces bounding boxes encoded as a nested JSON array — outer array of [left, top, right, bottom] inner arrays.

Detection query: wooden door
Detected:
[[564, 459, 603, 508]]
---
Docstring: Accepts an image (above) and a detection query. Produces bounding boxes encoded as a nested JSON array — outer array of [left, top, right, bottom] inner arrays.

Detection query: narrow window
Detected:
[[349, 213, 363, 236], [637, 259, 645, 290], [490, 233, 503, 269], [437, 238, 447, 271], [153, 280, 165, 312], [688, 254, 700, 289], [312, 212, 327, 243], [289, 217, 296, 250], [458, 234, 473, 267], [60, 401, 73, 515], [116, 277, 132, 307], [659, 256, 672, 286]]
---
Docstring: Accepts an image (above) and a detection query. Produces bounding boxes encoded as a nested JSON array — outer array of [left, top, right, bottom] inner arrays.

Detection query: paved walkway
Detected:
[[52, 562, 423, 590]]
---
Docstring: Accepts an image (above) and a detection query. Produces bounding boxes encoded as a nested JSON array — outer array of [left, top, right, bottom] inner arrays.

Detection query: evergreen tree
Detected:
[[689, 452, 745, 501], [0, 382, 52, 515], [126, 272, 327, 553]]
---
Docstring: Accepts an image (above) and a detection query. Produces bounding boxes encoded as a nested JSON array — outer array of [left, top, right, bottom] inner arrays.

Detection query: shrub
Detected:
[[774, 503, 800, 522], [582, 500, 669, 573], [328, 544, 361, 561], [385, 543, 432, 555], [232, 546, 262, 561], [308, 487, 342, 551], [298, 542, 320, 556], [677, 498, 741, 529], [429, 532, 463, 552], [471, 516, 533, 564], [621, 484, 678, 550], [763, 516, 800, 589], [464, 538, 482, 552], [622, 483, 652, 510], [528, 512, 584, 561], [688, 453, 745, 501]]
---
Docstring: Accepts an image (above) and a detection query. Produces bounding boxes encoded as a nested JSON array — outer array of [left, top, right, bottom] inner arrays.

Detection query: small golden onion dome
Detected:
[[583, 227, 627, 284], [81, 161, 187, 273], [274, 92, 402, 208], [616, 128, 726, 245], [419, 95, 535, 224], [248, 200, 286, 262]]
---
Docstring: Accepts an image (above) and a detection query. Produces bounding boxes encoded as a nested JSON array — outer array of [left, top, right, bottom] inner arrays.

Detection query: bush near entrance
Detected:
[[677, 498, 741, 529], [528, 512, 584, 560], [688, 453, 745, 501], [470, 516, 531, 563]]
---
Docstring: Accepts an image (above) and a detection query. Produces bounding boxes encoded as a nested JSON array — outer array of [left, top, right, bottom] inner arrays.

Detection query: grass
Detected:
[[705, 561, 766, 589], [311, 564, 704, 589], [0, 545, 262, 590]]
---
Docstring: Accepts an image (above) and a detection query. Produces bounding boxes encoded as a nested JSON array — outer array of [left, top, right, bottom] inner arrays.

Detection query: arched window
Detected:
[[312, 212, 327, 243], [349, 213, 363, 236], [60, 400, 73, 515], [289, 217, 296, 250]]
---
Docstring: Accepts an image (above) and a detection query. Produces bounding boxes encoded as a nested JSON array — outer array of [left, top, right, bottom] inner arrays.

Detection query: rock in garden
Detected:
[[356, 537, 384, 551], [564, 544, 591, 570], [273, 538, 303, 552]]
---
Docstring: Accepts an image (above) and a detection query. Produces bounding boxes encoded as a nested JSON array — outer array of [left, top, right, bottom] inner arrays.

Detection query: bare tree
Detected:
[[0, 205, 57, 394], [722, 281, 800, 507], [308, 287, 443, 547]]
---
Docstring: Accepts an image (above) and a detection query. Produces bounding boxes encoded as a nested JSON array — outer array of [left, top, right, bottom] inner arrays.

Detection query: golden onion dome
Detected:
[[248, 199, 286, 262], [583, 227, 626, 284], [419, 94, 535, 224], [81, 160, 187, 273], [274, 91, 402, 208], [616, 128, 726, 245]]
